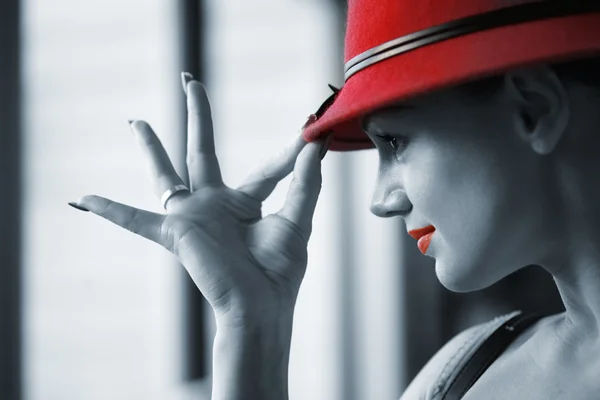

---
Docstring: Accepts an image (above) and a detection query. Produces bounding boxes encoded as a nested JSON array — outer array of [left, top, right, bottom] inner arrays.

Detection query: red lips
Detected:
[[407, 225, 435, 240], [408, 225, 436, 255]]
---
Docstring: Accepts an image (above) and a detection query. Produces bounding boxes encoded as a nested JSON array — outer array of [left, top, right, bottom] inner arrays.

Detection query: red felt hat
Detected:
[[302, 0, 600, 152]]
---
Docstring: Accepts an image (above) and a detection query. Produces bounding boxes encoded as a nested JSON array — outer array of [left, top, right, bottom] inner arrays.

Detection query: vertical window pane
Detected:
[[22, 1, 182, 399]]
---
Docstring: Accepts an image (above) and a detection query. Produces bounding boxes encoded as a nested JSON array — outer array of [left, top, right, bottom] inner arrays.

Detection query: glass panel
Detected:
[[22, 1, 182, 398]]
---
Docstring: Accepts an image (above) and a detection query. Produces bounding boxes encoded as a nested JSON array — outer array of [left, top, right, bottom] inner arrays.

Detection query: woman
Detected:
[[69, 0, 600, 399]]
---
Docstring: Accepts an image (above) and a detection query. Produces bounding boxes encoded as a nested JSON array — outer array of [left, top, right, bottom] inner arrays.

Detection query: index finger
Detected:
[[235, 114, 317, 202], [276, 138, 327, 242], [235, 133, 308, 202]]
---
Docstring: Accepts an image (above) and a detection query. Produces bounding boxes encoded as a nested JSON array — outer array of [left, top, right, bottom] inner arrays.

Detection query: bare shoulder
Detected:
[[398, 311, 521, 400]]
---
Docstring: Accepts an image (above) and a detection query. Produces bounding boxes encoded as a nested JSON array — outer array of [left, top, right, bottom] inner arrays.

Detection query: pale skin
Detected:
[[71, 65, 600, 399], [73, 77, 330, 399], [365, 66, 600, 399]]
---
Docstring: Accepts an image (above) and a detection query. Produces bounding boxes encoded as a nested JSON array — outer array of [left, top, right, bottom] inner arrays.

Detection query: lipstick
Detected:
[[408, 225, 436, 255]]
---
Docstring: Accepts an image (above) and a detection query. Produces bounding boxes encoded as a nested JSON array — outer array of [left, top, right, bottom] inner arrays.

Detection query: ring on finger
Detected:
[[160, 184, 190, 210]]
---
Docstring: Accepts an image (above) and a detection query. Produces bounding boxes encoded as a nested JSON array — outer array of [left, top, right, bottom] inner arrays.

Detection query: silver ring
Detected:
[[160, 184, 190, 209]]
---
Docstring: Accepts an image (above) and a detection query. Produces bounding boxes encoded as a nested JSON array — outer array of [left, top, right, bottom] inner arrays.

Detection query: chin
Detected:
[[435, 265, 477, 292], [434, 257, 500, 293]]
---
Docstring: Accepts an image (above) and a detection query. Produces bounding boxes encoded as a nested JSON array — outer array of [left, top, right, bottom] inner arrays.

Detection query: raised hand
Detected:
[[69, 74, 331, 329]]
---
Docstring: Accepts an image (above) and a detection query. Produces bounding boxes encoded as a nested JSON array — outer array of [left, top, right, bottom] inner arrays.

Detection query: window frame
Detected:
[[0, 0, 22, 398]]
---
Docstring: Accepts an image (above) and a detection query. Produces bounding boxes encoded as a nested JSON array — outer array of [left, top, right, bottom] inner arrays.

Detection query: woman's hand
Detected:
[[71, 75, 331, 330]]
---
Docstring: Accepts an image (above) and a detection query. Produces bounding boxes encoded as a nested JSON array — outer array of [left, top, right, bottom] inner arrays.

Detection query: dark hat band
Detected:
[[344, 0, 600, 81]]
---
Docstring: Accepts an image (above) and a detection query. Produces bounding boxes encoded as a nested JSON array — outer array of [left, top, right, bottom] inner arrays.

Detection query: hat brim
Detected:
[[303, 12, 600, 152]]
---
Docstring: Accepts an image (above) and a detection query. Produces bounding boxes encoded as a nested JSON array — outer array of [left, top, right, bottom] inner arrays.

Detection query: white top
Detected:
[[427, 310, 523, 400]]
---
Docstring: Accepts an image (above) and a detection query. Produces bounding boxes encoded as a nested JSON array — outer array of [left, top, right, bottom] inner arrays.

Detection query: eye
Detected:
[[374, 133, 409, 153]]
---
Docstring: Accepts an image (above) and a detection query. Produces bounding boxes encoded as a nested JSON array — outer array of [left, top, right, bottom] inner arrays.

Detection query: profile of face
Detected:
[[363, 67, 577, 293]]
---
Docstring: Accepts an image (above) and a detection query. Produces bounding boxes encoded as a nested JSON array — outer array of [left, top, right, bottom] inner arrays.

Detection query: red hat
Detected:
[[302, 0, 600, 152]]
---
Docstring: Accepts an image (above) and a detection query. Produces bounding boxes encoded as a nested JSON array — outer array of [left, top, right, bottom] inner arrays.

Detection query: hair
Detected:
[[456, 54, 600, 101]]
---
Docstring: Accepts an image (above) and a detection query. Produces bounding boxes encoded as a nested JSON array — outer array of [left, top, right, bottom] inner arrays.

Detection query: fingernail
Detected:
[[128, 119, 136, 134], [68, 202, 89, 212], [181, 72, 194, 95], [319, 133, 333, 160], [302, 114, 318, 129]]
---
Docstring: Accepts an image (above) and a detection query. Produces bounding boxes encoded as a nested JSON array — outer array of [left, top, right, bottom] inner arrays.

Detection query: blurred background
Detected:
[[0, 0, 565, 399]]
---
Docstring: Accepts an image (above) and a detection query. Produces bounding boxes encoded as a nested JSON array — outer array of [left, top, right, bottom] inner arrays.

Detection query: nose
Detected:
[[369, 181, 412, 218]]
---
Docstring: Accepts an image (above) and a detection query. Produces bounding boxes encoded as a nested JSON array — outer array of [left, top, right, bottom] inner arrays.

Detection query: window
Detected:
[[22, 1, 182, 398]]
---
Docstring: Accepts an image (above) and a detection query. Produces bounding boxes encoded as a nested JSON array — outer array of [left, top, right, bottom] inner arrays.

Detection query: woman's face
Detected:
[[363, 82, 557, 292]]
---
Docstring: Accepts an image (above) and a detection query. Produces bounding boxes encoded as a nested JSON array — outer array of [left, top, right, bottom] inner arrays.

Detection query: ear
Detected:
[[503, 65, 570, 155]]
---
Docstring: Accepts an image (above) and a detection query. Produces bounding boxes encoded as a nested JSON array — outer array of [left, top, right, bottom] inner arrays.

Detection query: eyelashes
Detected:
[[374, 133, 409, 154]]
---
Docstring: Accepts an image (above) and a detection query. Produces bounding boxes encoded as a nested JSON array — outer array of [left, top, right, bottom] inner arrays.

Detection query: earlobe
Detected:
[[504, 66, 570, 155]]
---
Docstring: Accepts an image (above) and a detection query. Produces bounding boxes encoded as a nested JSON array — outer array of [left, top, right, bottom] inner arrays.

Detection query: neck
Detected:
[[541, 156, 600, 347]]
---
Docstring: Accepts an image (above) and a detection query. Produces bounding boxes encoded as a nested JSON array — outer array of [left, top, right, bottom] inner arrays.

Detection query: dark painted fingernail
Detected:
[[303, 114, 317, 128], [128, 119, 136, 135], [319, 133, 333, 160], [68, 202, 89, 212], [181, 72, 194, 95]]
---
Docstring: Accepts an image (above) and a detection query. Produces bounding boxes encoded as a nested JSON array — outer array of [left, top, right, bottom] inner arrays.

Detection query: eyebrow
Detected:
[[362, 104, 415, 135]]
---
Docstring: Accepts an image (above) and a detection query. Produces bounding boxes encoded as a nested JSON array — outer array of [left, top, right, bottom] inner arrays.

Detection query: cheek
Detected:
[[404, 145, 511, 258], [406, 149, 520, 291]]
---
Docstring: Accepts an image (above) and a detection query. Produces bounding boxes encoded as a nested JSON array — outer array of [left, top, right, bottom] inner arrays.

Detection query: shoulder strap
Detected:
[[440, 312, 544, 400]]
